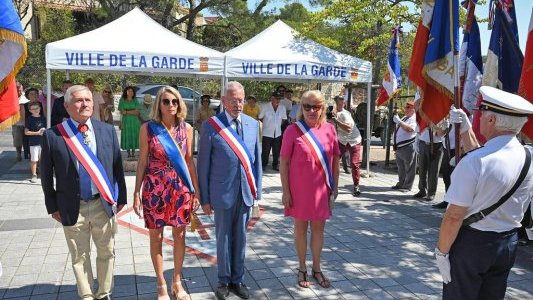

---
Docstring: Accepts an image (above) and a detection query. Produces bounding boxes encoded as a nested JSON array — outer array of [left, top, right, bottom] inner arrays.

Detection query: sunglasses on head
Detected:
[[302, 104, 322, 111], [162, 98, 179, 106]]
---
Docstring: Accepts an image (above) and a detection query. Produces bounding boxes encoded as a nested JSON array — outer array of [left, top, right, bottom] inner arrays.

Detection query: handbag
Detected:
[[462, 147, 531, 227]]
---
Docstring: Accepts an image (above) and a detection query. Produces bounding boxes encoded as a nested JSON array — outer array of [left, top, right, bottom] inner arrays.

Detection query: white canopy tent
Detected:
[[224, 20, 374, 174], [44, 7, 224, 126]]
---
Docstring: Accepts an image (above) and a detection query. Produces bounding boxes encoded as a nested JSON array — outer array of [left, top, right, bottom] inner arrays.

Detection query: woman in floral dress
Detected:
[[133, 86, 200, 300]]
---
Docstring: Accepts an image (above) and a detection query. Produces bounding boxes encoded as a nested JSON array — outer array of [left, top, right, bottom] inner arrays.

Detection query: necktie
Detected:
[[78, 124, 93, 201], [233, 119, 242, 137]]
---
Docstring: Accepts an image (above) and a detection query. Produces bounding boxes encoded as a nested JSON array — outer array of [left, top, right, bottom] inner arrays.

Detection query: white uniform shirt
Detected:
[[445, 135, 533, 232], [259, 103, 286, 138], [394, 114, 417, 145], [419, 127, 443, 143], [336, 109, 361, 146], [280, 98, 292, 115]]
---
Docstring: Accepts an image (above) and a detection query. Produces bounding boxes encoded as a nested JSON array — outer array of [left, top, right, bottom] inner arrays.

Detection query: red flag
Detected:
[[519, 8, 533, 140], [0, 79, 20, 129]]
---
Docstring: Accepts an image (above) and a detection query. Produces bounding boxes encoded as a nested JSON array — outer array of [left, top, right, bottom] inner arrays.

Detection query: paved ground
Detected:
[[0, 128, 532, 300]]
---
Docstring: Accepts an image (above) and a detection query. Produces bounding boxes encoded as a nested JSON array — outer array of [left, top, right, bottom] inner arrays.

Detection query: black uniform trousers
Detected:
[[443, 226, 519, 300], [261, 136, 282, 169]]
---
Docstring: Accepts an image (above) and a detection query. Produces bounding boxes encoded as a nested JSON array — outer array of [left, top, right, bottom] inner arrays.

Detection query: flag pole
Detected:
[[451, 0, 461, 163]]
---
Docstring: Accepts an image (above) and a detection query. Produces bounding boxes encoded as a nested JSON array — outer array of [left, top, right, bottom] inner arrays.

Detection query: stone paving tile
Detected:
[[1, 149, 533, 300]]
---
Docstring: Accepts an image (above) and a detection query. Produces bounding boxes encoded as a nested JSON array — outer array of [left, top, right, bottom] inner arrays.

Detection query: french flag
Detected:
[[459, 0, 483, 114], [519, 8, 533, 140], [474, 0, 523, 143], [0, 1, 27, 129], [377, 26, 402, 106], [408, 0, 458, 131]]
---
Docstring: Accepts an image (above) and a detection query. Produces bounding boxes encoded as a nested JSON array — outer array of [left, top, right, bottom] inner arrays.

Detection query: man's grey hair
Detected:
[[485, 111, 528, 134], [65, 85, 92, 104], [225, 81, 244, 94]]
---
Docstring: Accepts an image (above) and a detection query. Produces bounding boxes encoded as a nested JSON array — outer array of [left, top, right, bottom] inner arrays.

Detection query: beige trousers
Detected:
[[63, 200, 117, 300]]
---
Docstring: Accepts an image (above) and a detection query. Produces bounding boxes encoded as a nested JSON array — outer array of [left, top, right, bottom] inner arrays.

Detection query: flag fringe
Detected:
[[0, 111, 21, 131], [0, 28, 28, 92]]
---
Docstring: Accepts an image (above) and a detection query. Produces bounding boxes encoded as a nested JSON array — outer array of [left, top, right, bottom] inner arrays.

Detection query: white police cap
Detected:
[[478, 86, 533, 117]]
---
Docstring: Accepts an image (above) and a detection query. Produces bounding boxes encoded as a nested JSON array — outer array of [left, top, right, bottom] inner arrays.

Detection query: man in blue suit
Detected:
[[198, 81, 262, 300], [41, 85, 126, 300]]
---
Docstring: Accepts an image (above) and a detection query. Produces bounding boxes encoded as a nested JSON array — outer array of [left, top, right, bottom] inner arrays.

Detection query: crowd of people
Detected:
[[8, 78, 533, 300]]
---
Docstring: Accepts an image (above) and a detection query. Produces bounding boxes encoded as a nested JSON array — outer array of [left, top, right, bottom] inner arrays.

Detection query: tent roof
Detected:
[[45, 7, 224, 78], [224, 20, 372, 83]]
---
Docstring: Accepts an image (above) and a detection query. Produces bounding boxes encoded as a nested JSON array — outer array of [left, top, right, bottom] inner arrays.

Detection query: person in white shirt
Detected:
[[414, 123, 444, 201], [85, 78, 105, 121], [392, 101, 417, 191], [331, 96, 362, 196], [435, 86, 533, 300], [259, 91, 287, 171], [433, 120, 457, 209], [280, 89, 293, 118]]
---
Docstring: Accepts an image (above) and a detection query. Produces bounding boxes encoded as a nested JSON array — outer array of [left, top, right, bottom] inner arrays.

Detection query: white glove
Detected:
[[435, 247, 451, 284], [440, 119, 450, 130], [449, 105, 471, 134], [393, 115, 401, 124]]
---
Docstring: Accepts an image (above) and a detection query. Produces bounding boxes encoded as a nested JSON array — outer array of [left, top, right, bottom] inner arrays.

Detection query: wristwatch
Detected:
[[434, 247, 449, 257]]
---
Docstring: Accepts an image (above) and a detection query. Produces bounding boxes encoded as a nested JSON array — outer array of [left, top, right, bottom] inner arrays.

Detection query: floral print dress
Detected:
[[142, 121, 191, 229]]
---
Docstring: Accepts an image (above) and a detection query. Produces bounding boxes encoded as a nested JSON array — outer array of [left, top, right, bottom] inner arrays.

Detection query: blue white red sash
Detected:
[[207, 115, 257, 200], [148, 122, 195, 193], [294, 121, 334, 193], [57, 119, 117, 205]]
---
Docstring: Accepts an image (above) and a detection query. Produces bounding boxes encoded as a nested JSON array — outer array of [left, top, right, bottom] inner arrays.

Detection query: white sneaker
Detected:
[[30, 175, 38, 183]]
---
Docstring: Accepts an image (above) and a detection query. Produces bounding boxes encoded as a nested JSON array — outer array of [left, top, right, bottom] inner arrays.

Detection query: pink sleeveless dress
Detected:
[[142, 121, 192, 229]]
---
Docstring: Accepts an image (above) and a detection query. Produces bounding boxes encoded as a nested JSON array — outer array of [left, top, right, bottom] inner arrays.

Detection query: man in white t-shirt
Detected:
[[259, 91, 287, 171], [331, 96, 362, 196], [84, 78, 105, 121], [392, 101, 417, 191], [435, 86, 533, 299]]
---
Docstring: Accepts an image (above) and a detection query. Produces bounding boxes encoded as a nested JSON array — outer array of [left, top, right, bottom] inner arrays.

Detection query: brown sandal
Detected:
[[312, 270, 331, 288], [297, 269, 310, 288]]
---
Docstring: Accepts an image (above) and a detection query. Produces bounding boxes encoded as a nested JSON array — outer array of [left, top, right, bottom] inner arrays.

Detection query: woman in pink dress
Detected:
[[280, 90, 340, 289], [133, 86, 200, 300]]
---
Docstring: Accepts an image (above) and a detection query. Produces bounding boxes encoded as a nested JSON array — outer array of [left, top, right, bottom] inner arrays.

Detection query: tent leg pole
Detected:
[[366, 82, 371, 177], [65, 70, 70, 80], [47, 69, 52, 128]]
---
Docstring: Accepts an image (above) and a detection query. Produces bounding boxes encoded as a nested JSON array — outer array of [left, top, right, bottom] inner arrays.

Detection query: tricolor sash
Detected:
[[207, 115, 258, 200], [294, 121, 334, 193], [57, 119, 117, 205], [148, 122, 195, 193]]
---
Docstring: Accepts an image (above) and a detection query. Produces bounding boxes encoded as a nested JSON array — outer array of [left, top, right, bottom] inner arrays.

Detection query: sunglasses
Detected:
[[302, 104, 322, 111], [103, 90, 112, 93], [162, 98, 179, 106]]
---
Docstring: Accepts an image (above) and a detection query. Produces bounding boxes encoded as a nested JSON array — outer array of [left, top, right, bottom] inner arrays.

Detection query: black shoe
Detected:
[[413, 191, 426, 198], [230, 283, 249, 299], [352, 187, 361, 197], [344, 168, 351, 174], [272, 166, 279, 171], [432, 201, 448, 209], [425, 195, 435, 201], [391, 183, 401, 190], [96, 296, 111, 300], [215, 284, 230, 300]]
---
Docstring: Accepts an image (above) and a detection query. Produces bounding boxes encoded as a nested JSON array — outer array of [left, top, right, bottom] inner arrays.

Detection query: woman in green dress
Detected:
[[118, 86, 141, 158]]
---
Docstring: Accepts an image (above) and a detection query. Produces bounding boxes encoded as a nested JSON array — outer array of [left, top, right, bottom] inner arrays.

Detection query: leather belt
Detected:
[[83, 193, 100, 201]]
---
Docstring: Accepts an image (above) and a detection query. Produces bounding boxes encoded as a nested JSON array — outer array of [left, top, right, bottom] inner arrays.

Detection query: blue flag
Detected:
[[483, 0, 523, 93]]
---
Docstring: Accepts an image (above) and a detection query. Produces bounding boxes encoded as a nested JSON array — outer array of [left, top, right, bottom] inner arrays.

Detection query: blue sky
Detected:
[[243, 0, 532, 55]]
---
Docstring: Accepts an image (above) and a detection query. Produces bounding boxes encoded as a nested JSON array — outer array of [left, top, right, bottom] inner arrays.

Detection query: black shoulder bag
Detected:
[[462, 147, 531, 227]]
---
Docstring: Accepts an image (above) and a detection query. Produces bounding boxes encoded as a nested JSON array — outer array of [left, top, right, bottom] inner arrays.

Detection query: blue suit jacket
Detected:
[[198, 113, 262, 209], [40, 118, 127, 226]]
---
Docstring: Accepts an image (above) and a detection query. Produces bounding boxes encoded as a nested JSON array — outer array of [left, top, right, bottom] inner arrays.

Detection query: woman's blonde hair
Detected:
[[150, 86, 187, 123], [297, 90, 327, 124]]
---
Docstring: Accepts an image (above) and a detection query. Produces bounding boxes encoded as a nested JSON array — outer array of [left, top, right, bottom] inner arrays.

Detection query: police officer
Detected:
[[435, 86, 533, 299]]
